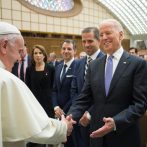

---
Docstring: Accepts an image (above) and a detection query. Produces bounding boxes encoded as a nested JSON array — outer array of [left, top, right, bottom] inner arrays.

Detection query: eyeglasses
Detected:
[[9, 41, 24, 54]]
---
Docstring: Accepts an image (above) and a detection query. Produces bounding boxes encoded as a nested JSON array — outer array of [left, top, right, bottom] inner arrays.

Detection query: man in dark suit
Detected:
[[48, 52, 60, 68], [71, 27, 105, 147], [52, 40, 84, 147], [12, 42, 31, 83], [67, 19, 147, 147]]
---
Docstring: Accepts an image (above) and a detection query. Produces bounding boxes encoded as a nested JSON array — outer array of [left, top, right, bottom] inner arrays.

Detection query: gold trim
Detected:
[[17, 0, 83, 17]]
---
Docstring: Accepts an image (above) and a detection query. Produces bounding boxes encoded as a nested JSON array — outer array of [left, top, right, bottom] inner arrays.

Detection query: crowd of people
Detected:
[[0, 19, 147, 147]]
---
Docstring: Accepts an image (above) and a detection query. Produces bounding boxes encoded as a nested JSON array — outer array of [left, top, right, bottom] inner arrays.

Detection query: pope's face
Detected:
[[6, 35, 24, 71]]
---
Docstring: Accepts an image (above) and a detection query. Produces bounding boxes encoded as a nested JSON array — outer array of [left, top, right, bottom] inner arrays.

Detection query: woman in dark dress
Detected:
[[26, 45, 55, 147]]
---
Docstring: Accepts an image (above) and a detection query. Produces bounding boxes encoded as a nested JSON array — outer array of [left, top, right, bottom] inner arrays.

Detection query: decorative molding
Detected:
[[17, 0, 83, 17]]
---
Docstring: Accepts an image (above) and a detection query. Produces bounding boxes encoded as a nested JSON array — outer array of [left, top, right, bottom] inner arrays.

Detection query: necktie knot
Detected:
[[64, 64, 67, 68], [108, 55, 114, 60], [87, 57, 92, 63]]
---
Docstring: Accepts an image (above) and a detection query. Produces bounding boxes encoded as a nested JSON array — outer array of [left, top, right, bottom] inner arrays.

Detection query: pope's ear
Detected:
[[0, 39, 8, 54]]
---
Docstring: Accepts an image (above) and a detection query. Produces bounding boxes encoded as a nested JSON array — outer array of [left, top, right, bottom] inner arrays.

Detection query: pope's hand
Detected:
[[90, 117, 114, 138], [55, 108, 63, 119], [61, 114, 76, 136], [79, 111, 90, 127]]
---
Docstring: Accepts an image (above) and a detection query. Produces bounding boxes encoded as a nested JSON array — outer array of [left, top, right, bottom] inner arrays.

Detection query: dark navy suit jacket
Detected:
[[52, 60, 75, 114], [71, 51, 105, 115]]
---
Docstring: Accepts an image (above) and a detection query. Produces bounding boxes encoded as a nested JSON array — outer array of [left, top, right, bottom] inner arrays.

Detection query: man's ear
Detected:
[[0, 39, 8, 54], [74, 49, 77, 54]]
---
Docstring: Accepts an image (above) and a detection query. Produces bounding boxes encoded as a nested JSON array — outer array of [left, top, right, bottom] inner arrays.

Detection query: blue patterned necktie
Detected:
[[84, 57, 93, 80], [60, 64, 67, 83], [105, 55, 114, 96]]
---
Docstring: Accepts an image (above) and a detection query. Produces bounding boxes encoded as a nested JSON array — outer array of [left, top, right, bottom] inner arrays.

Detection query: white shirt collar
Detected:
[[87, 49, 100, 60], [106, 46, 124, 61], [0, 60, 6, 70], [64, 57, 74, 67]]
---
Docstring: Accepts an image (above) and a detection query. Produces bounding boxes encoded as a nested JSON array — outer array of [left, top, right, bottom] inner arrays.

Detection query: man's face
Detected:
[[6, 35, 24, 71], [82, 32, 100, 56], [20, 46, 27, 59], [61, 42, 76, 62], [49, 55, 55, 62], [99, 22, 123, 55], [129, 49, 138, 56]]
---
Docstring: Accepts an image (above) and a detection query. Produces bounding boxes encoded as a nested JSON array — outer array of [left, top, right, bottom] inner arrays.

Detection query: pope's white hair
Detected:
[[99, 19, 123, 32], [0, 33, 21, 45]]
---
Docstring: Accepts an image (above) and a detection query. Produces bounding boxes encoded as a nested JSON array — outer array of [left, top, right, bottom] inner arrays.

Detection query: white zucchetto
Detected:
[[0, 20, 20, 34]]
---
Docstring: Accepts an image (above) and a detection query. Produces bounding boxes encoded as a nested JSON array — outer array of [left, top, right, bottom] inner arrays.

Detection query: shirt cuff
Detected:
[[54, 106, 60, 111], [87, 112, 91, 120], [113, 119, 116, 131]]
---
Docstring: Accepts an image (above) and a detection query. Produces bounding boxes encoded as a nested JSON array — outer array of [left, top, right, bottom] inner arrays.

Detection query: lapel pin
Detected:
[[123, 62, 126, 64], [69, 68, 71, 69]]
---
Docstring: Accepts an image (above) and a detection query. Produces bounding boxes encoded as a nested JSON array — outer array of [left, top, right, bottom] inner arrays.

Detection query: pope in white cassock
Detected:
[[0, 21, 76, 147]]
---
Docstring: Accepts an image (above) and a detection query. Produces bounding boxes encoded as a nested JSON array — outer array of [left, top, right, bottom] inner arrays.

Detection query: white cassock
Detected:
[[0, 60, 67, 147]]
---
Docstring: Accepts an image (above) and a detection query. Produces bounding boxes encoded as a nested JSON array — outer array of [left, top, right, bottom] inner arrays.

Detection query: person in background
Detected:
[[48, 52, 60, 68], [139, 55, 144, 59], [71, 27, 105, 147], [74, 56, 79, 61], [79, 52, 87, 59], [52, 40, 84, 147], [128, 47, 139, 56], [12, 42, 31, 83], [25, 45, 56, 147], [0, 21, 76, 147]]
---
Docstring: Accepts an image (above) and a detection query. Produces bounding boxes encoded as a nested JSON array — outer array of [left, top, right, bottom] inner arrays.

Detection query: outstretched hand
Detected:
[[90, 117, 114, 138], [61, 114, 76, 136]]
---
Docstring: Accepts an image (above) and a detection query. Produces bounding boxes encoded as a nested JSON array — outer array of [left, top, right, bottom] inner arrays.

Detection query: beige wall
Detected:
[[0, 0, 130, 39]]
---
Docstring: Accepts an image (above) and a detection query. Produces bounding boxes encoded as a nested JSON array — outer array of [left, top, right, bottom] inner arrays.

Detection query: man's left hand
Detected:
[[79, 111, 90, 127], [90, 117, 114, 138]]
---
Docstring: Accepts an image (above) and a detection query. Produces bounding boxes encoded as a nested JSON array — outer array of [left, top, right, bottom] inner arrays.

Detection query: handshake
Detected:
[[61, 114, 76, 136]]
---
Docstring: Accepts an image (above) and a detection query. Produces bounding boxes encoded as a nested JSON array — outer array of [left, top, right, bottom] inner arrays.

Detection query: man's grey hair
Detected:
[[0, 34, 20, 45], [99, 19, 123, 32], [50, 52, 56, 59], [82, 27, 99, 40], [80, 52, 87, 56]]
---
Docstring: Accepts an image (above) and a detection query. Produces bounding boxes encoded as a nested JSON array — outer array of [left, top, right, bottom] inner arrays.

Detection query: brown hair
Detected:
[[31, 45, 47, 65]]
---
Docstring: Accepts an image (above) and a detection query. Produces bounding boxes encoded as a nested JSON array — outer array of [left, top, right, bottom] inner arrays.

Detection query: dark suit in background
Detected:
[[26, 63, 55, 117], [12, 54, 31, 78], [48, 60, 60, 68], [71, 50, 105, 147]]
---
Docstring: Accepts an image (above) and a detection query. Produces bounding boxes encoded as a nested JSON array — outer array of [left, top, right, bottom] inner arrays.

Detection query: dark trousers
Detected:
[[80, 124, 90, 147]]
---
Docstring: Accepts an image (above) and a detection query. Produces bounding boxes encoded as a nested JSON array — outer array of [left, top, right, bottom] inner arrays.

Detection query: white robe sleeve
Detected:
[[26, 118, 67, 144], [0, 68, 67, 144]]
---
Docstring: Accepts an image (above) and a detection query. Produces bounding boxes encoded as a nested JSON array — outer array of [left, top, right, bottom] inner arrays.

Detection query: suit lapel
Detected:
[[57, 63, 63, 89], [99, 55, 107, 98], [81, 57, 87, 84], [107, 51, 130, 97], [31, 65, 41, 88]]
